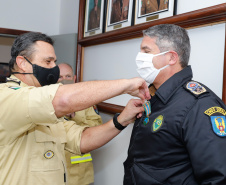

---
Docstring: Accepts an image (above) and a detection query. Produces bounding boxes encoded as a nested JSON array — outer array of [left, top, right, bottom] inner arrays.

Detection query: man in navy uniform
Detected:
[[124, 24, 226, 184]]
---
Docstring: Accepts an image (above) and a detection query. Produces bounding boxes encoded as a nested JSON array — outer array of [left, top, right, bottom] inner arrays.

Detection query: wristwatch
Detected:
[[113, 113, 127, 131]]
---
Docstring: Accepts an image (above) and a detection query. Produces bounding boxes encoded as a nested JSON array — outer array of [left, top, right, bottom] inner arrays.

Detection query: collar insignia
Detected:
[[186, 81, 206, 95], [6, 78, 21, 85], [8, 86, 21, 90], [152, 115, 164, 132], [44, 150, 54, 159], [205, 107, 226, 137], [143, 101, 151, 125]]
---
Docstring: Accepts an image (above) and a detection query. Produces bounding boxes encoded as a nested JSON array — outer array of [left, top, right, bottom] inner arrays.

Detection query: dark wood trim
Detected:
[[76, 3, 226, 114], [222, 23, 226, 104], [75, 0, 86, 82], [0, 28, 30, 36], [78, 3, 226, 47], [97, 102, 124, 114]]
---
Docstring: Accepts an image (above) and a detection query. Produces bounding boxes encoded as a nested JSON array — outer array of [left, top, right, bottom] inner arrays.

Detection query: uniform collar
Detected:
[[6, 75, 29, 87], [155, 65, 193, 104]]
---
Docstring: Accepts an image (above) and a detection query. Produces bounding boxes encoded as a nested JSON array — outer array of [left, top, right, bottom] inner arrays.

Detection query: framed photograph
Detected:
[[84, 0, 105, 37], [0, 63, 10, 83], [134, 0, 176, 25], [105, 0, 134, 32]]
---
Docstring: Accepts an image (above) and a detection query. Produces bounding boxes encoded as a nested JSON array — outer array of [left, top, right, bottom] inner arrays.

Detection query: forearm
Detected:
[[53, 79, 128, 117], [80, 120, 120, 153], [80, 99, 144, 153]]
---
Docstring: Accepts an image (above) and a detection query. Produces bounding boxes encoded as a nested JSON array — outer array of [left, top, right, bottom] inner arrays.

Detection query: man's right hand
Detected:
[[124, 77, 151, 101]]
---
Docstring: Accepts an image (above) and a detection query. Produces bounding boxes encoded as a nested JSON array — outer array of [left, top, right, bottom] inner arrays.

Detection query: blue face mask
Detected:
[[12, 56, 60, 86]]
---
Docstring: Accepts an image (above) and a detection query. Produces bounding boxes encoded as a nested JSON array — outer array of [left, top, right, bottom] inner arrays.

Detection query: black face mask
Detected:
[[12, 57, 60, 86]]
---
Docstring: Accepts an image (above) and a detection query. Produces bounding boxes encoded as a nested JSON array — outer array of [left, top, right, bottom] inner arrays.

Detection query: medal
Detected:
[[143, 101, 151, 125]]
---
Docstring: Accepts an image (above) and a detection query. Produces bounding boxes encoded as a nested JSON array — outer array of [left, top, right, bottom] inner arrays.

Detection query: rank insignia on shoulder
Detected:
[[93, 105, 99, 115], [204, 107, 226, 137], [44, 150, 54, 159], [8, 86, 21, 90], [152, 115, 164, 132], [185, 81, 206, 96]]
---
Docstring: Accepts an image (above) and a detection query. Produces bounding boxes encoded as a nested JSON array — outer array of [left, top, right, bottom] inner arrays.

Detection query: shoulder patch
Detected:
[[93, 105, 99, 115], [6, 78, 21, 85], [204, 106, 226, 137], [185, 81, 207, 96]]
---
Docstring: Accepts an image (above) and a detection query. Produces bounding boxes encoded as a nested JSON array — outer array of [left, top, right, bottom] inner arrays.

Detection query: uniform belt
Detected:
[[71, 153, 92, 164]]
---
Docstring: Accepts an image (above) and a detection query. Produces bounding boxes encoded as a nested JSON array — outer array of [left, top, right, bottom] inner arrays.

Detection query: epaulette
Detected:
[[6, 77, 21, 85], [184, 81, 209, 98]]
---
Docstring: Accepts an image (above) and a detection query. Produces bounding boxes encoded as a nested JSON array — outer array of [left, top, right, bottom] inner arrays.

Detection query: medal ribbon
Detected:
[[143, 101, 151, 125]]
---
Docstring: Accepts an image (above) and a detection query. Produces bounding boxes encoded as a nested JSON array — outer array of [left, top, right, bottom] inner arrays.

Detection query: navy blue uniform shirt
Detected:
[[124, 66, 226, 185]]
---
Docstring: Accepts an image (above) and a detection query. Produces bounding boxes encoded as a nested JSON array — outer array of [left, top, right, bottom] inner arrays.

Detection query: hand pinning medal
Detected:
[[143, 101, 151, 125]]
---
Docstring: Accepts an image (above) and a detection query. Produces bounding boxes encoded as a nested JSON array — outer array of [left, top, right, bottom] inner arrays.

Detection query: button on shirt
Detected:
[[0, 76, 87, 185]]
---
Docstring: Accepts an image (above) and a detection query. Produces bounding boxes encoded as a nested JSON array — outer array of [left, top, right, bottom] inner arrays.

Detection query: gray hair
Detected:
[[143, 24, 191, 68]]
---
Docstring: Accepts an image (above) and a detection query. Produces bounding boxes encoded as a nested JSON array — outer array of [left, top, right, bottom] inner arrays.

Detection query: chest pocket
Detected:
[[30, 124, 66, 172]]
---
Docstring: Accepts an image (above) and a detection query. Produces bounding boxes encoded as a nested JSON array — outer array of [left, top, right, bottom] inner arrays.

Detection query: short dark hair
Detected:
[[9, 32, 54, 73]]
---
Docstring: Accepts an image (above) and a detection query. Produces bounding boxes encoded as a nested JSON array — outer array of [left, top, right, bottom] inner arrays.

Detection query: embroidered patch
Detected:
[[93, 105, 99, 115], [44, 150, 54, 159], [8, 86, 21, 90], [205, 106, 226, 137], [210, 116, 226, 137], [204, 107, 226, 116], [152, 115, 164, 132], [186, 81, 206, 95]]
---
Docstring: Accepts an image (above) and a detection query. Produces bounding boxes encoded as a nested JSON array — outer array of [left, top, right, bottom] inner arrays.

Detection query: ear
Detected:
[[15, 56, 27, 72], [168, 51, 179, 65]]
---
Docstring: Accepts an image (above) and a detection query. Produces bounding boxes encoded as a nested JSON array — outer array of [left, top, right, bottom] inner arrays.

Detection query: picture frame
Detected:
[[105, 0, 134, 32], [84, 0, 105, 37], [0, 63, 10, 83], [134, 0, 177, 25]]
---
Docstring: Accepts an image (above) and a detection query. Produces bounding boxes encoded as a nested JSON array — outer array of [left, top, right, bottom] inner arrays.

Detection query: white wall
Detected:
[[51, 33, 77, 71], [59, 0, 80, 35], [0, 0, 60, 35], [0, 0, 79, 35], [176, 0, 225, 14]]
